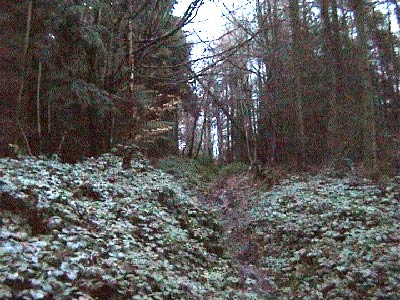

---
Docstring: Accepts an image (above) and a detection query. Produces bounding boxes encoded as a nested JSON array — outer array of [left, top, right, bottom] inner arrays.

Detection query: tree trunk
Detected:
[[353, 0, 377, 174], [127, 0, 138, 137], [289, 0, 306, 169], [47, 90, 51, 135], [387, 7, 400, 134], [239, 98, 252, 163], [321, 0, 340, 161], [215, 109, 224, 162], [16, 0, 33, 154], [36, 61, 42, 153], [226, 107, 233, 162], [17, 0, 33, 119], [255, 0, 265, 118], [204, 104, 213, 157], [195, 110, 207, 158], [187, 112, 199, 158]]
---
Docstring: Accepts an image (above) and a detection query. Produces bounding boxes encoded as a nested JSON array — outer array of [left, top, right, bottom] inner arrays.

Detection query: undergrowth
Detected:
[[156, 156, 222, 190]]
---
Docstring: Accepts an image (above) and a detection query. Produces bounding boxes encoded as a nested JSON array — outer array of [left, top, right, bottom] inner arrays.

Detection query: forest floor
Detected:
[[203, 167, 400, 299], [1, 153, 400, 299], [157, 156, 400, 299]]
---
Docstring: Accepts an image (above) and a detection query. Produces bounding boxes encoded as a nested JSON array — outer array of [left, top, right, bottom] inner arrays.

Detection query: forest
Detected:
[[1, 0, 399, 173], [0, 0, 400, 299]]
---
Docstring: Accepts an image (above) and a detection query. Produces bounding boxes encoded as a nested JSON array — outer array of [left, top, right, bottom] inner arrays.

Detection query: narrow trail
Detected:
[[205, 174, 275, 295]]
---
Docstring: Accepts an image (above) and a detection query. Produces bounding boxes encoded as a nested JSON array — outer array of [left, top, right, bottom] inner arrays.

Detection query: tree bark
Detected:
[[205, 105, 213, 157], [195, 109, 207, 159], [36, 61, 42, 153], [321, 0, 340, 161], [16, 0, 33, 119], [289, 0, 306, 169], [16, 0, 33, 153], [215, 109, 224, 162], [187, 112, 199, 158], [127, 0, 138, 137], [353, 0, 377, 174]]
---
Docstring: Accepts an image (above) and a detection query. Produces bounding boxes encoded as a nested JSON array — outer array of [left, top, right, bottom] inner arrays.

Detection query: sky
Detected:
[[173, 0, 252, 70], [173, 0, 251, 41]]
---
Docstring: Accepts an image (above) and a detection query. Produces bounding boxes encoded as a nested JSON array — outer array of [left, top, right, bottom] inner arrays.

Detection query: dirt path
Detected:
[[205, 174, 275, 295]]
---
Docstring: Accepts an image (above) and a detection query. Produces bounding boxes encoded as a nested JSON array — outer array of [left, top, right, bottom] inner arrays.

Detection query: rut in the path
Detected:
[[206, 175, 275, 294]]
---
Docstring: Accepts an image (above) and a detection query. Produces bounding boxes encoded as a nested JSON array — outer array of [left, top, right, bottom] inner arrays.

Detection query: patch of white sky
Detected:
[[173, 0, 254, 71]]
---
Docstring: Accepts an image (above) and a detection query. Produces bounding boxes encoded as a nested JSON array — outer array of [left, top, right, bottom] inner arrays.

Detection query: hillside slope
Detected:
[[2, 154, 400, 300], [157, 156, 400, 299], [0, 154, 262, 300], [210, 171, 400, 299]]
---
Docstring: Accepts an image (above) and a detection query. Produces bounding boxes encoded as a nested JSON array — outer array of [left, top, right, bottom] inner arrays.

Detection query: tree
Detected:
[[288, 0, 306, 169], [183, 0, 398, 175], [0, 0, 201, 160], [353, 0, 377, 174], [321, 0, 340, 161]]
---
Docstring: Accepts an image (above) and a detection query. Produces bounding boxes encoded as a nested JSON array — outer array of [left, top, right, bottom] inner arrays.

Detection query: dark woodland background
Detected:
[[1, 0, 399, 176]]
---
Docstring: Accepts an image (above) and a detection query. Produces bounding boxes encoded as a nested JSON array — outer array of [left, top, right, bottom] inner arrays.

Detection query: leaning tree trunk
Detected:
[[16, 0, 33, 155], [17, 0, 32, 118]]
